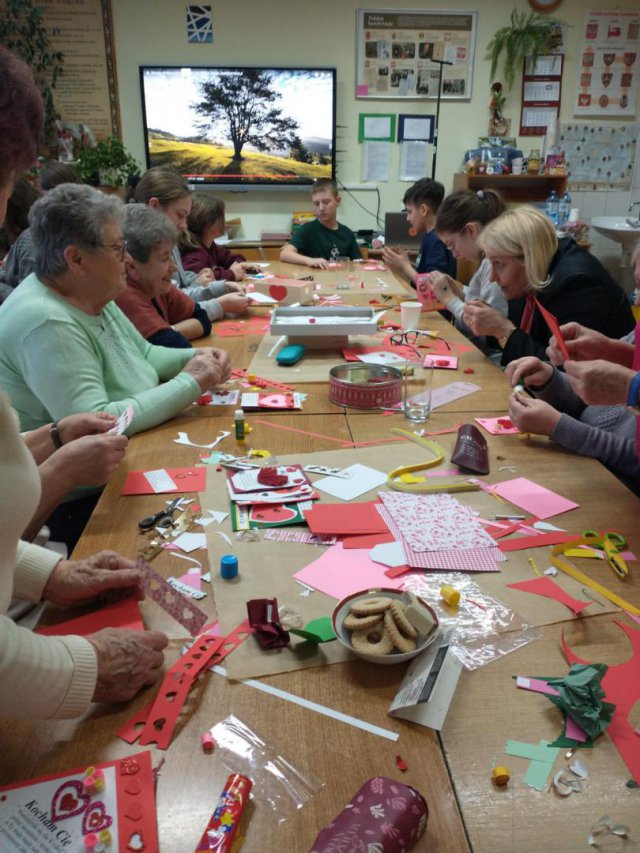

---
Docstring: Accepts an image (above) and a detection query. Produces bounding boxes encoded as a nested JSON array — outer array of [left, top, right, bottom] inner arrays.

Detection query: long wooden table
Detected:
[[2, 263, 640, 852]]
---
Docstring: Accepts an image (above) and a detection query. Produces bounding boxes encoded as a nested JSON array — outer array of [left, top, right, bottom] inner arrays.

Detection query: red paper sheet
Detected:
[[341, 532, 396, 549], [534, 297, 570, 361], [507, 576, 593, 616], [122, 466, 207, 495], [304, 502, 389, 536], [499, 531, 575, 552], [37, 596, 144, 636]]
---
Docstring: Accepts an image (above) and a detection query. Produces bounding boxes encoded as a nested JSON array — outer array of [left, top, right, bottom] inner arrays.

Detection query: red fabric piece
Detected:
[[246, 598, 290, 649], [115, 276, 197, 338], [519, 292, 536, 334], [506, 576, 593, 616], [562, 622, 640, 783]]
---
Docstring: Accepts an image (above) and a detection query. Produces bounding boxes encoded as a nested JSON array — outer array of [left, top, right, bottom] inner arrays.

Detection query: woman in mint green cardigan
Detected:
[[0, 184, 230, 433]]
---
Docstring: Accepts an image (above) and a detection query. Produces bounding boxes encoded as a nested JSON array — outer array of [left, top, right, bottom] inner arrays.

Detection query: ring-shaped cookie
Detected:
[[384, 610, 417, 653], [351, 626, 394, 655], [350, 596, 392, 616], [389, 600, 419, 638], [343, 612, 383, 631]]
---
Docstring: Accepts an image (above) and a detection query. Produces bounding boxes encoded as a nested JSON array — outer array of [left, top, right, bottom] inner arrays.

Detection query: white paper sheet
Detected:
[[313, 463, 387, 501], [362, 141, 390, 182]]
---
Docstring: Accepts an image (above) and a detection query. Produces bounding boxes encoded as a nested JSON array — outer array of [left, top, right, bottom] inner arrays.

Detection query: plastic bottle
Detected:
[[234, 408, 245, 442], [558, 190, 571, 227], [545, 190, 559, 226]]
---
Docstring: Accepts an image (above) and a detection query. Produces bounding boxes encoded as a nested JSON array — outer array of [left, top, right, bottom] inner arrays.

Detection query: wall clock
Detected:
[[528, 0, 562, 10]]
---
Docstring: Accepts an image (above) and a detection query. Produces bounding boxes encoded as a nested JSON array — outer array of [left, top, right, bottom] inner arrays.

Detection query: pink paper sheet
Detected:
[[475, 416, 520, 435], [492, 477, 579, 519], [293, 542, 404, 600]]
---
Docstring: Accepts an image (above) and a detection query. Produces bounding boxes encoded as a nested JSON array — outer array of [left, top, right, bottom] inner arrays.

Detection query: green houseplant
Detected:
[[75, 137, 141, 189], [487, 10, 564, 90], [0, 0, 64, 144]]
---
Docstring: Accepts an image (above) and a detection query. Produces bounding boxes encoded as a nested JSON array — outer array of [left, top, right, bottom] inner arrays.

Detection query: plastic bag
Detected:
[[208, 715, 323, 822], [401, 572, 542, 670]]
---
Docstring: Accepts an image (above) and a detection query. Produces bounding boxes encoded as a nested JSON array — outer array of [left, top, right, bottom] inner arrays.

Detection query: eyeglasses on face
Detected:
[[99, 239, 128, 260]]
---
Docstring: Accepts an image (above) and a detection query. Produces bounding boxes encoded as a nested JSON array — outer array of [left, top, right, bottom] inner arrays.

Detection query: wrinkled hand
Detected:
[[89, 628, 168, 704], [308, 257, 330, 269], [505, 356, 553, 390], [508, 392, 561, 436], [463, 300, 513, 339], [224, 280, 246, 295], [184, 348, 231, 389], [428, 271, 455, 303], [564, 359, 635, 406], [229, 261, 246, 282], [43, 551, 144, 607], [218, 293, 250, 315], [195, 268, 215, 286], [53, 433, 128, 490], [546, 322, 612, 366], [57, 412, 117, 443]]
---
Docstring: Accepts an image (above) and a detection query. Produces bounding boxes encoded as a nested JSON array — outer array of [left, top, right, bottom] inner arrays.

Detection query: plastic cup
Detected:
[[336, 256, 352, 290], [403, 360, 433, 423], [511, 157, 523, 175], [400, 301, 422, 331]]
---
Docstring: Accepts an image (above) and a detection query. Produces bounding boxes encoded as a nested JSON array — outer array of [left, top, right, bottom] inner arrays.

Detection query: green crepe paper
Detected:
[[289, 617, 336, 644], [546, 663, 615, 740]]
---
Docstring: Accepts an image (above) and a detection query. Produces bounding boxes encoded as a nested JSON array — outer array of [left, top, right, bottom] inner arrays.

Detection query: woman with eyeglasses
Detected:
[[463, 205, 634, 366], [0, 183, 231, 432], [426, 189, 508, 346]]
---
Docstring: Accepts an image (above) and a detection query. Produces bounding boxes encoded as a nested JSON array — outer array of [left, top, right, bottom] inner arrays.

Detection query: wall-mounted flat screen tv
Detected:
[[139, 65, 336, 190]]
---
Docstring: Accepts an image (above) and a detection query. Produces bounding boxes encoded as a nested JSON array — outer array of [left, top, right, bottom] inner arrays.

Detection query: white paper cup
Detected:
[[400, 301, 422, 331], [569, 208, 580, 223], [511, 157, 524, 175]]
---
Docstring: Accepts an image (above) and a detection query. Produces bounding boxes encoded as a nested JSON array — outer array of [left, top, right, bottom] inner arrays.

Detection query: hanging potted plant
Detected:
[[487, 10, 564, 90], [75, 137, 141, 192]]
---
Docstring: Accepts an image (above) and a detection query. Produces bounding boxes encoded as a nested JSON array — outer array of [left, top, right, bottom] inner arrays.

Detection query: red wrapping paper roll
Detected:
[[195, 773, 252, 852], [310, 776, 428, 852]]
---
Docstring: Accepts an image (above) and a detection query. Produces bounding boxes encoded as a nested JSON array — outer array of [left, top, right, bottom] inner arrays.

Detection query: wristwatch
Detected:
[[626, 371, 640, 413], [497, 325, 516, 349]]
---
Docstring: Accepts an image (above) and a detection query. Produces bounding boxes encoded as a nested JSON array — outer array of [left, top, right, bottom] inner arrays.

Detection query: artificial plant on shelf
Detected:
[[488, 82, 510, 137], [487, 9, 564, 90], [75, 137, 141, 189]]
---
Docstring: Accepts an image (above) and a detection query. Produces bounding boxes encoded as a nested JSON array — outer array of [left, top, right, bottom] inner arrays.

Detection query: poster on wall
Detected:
[[574, 10, 639, 117], [42, 0, 120, 139], [560, 121, 638, 189], [356, 9, 476, 100]]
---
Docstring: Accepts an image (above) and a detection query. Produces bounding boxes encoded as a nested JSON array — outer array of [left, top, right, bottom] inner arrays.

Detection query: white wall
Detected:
[[111, 0, 640, 283]]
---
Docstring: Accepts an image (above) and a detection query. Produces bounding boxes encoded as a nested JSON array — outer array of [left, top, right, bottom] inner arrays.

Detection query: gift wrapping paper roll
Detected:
[[310, 776, 428, 852]]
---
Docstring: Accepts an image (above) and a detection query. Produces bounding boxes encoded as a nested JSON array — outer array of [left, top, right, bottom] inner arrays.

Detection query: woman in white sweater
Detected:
[[0, 47, 167, 719]]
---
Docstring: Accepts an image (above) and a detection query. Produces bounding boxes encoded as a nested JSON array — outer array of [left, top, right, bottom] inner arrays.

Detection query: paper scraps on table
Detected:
[[504, 739, 560, 791], [137, 558, 208, 635], [213, 316, 270, 337], [506, 576, 593, 616], [491, 477, 578, 519], [176, 567, 203, 591], [424, 355, 458, 370], [174, 430, 230, 449], [475, 416, 520, 435], [499, 531, 576, 553], [171, 531, 208, 553], [304, 501, 389, 536], [314, 464, 387, 501], [37, 596, 144, 636], [264, 529, 337, 546], [293, 542, 404, 600], [108, 402, 133, 435], [122, 467, 207, 495], [369, 541, 407, 568]]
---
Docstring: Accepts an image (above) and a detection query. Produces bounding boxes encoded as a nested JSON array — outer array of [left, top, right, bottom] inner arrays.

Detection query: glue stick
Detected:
[[234, 409, 245, 442]]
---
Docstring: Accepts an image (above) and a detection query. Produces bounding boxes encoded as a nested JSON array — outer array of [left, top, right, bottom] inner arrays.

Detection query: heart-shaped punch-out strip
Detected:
[[137, 558, 207, 636]]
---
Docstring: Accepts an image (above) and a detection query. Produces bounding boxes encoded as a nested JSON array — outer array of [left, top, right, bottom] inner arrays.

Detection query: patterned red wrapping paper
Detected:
[[310, 776, 428, 852]]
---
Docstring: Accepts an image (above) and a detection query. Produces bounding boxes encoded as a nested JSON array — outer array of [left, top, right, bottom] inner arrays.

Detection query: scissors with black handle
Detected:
[[138, 498, 181, 531]]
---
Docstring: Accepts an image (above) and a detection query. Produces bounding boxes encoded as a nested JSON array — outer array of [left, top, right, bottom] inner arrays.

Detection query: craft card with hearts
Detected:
[[231, 499, 315, 530], [240, 392, 302, 410], [137, 558, 208, 636], [227, 465, 312, 494], [0, 751, 158, 852]]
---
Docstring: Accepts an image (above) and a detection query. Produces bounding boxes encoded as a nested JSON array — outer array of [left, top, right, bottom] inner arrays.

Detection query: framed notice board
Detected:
[[520, 54, 564, 136]]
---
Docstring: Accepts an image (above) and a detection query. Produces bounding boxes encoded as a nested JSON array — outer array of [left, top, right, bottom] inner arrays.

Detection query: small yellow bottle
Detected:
[[234, 409, 246, 442]]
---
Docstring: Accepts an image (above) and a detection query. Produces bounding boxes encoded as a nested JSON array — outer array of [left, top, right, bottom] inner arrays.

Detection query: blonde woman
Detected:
[[463, 205, 634, 366]]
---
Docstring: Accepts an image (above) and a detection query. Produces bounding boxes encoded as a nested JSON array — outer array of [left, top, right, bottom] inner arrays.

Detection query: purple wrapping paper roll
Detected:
[[310, 776, 428, 852]]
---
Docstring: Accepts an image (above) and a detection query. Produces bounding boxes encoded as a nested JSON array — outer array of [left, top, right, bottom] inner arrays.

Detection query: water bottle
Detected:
[[558, 190, 571, 226], [545, 190, 559, 226]]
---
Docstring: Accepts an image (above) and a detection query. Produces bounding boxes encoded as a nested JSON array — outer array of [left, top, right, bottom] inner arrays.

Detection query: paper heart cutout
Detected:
[[183, 608, 195, 621], [124, 779, 142, 796], [126, 802, 143, 822], [82, 801, 113, 835], [268, 284, 288, 301], [120, 758, 141, 776], [51, 780, 90, 821], [150, 580, 161, 591], [127, 831, 145, 851]]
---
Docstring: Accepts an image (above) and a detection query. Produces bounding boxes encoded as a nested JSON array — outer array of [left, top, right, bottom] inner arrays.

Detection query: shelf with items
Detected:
[[453, 173, 567, 203]]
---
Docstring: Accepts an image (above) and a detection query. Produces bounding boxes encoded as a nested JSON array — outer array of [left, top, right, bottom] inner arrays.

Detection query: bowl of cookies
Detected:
[[332, 588, 439, 665]]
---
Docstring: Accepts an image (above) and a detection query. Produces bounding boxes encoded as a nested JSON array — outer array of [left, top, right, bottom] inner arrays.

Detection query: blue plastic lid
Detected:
[[220, 554, 239, 579]]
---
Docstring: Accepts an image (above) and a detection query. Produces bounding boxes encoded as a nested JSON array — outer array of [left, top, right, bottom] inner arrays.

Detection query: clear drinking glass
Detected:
[[403, 360, 434, 423]]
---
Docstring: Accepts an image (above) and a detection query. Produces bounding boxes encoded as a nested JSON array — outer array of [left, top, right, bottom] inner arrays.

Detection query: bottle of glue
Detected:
[[234, 408, 246, 442]]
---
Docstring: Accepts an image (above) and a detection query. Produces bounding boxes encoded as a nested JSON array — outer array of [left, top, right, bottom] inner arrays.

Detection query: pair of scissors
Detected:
[[138, 498, 181, 531], [582, 530, 628, 579]]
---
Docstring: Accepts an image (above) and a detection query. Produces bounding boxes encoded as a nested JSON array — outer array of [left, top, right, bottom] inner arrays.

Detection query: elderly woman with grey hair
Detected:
[[116, 204, 211, 348], [0, 183, 231, 433]]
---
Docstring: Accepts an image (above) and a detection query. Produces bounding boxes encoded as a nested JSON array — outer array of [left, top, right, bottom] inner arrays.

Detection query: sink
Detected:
[[591, 216, 640, 249]]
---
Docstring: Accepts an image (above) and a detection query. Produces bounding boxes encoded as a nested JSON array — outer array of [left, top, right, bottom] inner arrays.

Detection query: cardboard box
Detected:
[[253, 278, 314, 306]]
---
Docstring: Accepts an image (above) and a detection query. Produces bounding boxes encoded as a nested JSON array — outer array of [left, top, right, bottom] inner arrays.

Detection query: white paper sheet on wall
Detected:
[[362, 141, 390, 182]]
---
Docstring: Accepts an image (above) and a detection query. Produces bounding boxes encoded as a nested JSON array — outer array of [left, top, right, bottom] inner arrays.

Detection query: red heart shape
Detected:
[[60, 794, 77, 812], [120, 758, 141, 776], [82, 802, 113, 835], [51, 780, 90, 821], [268, 284, 288, 301], [126, 802, 143, 822], [125, 779, 142, 796]]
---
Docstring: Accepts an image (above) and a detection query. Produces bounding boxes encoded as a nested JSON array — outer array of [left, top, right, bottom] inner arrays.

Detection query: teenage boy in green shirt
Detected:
[[280, 179, 361, 269]]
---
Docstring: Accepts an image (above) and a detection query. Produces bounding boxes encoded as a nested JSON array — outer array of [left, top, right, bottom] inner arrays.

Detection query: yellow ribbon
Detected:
[[386, 428, 479, 494]]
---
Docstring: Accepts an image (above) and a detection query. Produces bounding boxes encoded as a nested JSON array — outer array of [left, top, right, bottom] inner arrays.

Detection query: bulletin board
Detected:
[[42, 0, 121, 139], [356, 9, 476, 101], [559, 121, 639, 189]]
